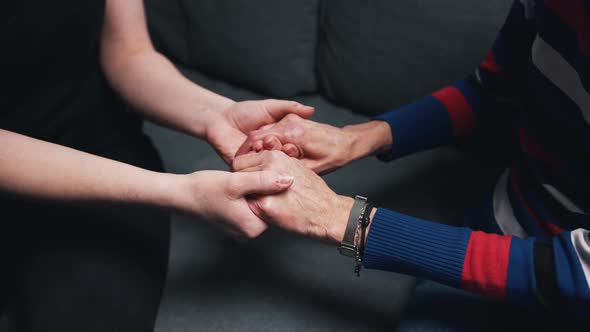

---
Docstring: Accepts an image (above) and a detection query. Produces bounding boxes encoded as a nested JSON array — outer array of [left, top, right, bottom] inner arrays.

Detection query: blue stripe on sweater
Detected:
[[364, 208, 471, 288], [374, 96, 453, 161], [506, 237, 537, 305]]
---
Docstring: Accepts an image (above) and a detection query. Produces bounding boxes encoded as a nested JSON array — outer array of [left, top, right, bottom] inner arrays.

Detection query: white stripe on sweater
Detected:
[[493, 170, 528, 238], [570, 229, 590, 291], [543, 184, 588, 215], [532, 35, 590, 124]]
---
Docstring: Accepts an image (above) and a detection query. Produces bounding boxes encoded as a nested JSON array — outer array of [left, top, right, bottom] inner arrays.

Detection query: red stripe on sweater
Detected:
[[510, 168, 564, 236], [546, 0, 590, 55], [461, 231, 512, 300], [431, 87, 476, 138], [480, 50, 504, 74]]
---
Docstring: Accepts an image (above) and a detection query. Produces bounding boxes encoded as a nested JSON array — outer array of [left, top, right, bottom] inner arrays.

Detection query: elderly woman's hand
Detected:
[[235, 114, 392, 175], [233, 150, 353, 243]]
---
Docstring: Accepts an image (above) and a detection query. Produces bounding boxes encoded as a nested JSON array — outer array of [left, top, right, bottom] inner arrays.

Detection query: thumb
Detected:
[[228, 171, 294, 197], [263, 99, 315, 121]]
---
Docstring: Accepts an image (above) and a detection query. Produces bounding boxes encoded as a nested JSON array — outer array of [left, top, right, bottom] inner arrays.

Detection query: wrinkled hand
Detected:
[[205, 100, 314, 164], [170, 169, 294, 240], [235, 114, 392, 174], [232, 150, 353, 243]]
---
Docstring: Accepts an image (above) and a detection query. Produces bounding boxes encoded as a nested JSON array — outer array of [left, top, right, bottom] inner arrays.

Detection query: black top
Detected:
[[0, 0, 142, 153]]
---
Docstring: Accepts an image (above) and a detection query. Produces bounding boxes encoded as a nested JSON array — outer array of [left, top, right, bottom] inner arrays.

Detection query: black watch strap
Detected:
[[338, 196, 367, 257]]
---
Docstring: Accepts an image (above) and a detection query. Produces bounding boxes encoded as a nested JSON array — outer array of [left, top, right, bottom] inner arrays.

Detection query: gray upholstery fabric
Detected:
[[145, 0, 191, 65], [317, 0, 513, 115], [146, 0, 319, 98], [145, 67, 501, 331]]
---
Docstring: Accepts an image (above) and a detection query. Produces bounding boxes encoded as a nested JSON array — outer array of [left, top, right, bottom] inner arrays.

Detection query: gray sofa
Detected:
[[142, 1, 512, 331]]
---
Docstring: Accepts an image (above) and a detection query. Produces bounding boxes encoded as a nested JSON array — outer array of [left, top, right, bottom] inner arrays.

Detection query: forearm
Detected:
[[342, 121, 393, 161], [0, 129, 175, 207], [101, 48, 234, 138], [326, 198, 524, 301], [360, 208, 573, 308], [374, 79, 486, 161], [338, 79, 484, 163]]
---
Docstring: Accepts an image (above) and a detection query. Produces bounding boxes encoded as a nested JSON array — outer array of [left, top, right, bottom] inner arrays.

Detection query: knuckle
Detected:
[[225, 177, 240, 197], [263, 98, 279, 107], [263, 135, 275, 144], [247, 132, 260, 141], [259, 197, 275, 212], [269, 150, 285, 161], [284, 113, 299, 121], [241, 221, 267, 240], [286, 126, 304, 140]]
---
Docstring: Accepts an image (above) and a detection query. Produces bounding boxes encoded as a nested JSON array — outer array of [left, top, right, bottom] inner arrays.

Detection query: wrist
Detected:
[[132, 171, 183, 210], [190, 95, 236, 139], [326, 195, 355, 244], [343, 121, 392, 160]]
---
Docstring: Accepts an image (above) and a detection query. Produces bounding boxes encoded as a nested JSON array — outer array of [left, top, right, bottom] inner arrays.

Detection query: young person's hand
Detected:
[[235, 115, 392, 174], [233, 150, 353, 243], [167, 169, 294, 240], [0, 130, 294, 241], [204, 100, 314, 164]]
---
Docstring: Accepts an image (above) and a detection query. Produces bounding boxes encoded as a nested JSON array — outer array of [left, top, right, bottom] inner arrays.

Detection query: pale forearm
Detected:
[[0, 129, 175, 207], [101, 48, 234, 138]]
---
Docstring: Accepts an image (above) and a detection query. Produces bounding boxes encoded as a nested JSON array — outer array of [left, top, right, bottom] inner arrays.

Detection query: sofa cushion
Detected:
[[316, 0, 512, 116], [146, 0, 319, 98]]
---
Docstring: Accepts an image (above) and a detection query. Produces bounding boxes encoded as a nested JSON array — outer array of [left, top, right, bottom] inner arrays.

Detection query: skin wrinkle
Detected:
[[234, 151, 353, 243]]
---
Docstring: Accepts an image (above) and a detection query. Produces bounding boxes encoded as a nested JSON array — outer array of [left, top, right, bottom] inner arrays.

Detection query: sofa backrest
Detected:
[[146, 0, 318, 98], [146, 0, 512, 115], [316, 0, 512, 115]]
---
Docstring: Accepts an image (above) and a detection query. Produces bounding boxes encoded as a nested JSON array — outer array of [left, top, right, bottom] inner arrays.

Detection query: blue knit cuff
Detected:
[[373, 96, 453, 161], [364, 208, 472, 287], [373, 79, 481, 161]]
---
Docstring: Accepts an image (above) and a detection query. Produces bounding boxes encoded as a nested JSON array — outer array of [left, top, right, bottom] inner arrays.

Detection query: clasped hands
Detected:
[[171, 99, 391, 243], [231, 113, 392, 243]]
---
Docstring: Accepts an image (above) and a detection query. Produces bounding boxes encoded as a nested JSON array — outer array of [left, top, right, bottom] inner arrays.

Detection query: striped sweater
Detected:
[[364, 0, 590, 315]]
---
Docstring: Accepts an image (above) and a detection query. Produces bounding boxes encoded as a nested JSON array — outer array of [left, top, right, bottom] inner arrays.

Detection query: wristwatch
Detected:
[[338, 195, 367, 257]]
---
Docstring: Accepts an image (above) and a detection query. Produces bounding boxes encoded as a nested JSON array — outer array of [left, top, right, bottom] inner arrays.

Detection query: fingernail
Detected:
[[278, 174, 294, 185]]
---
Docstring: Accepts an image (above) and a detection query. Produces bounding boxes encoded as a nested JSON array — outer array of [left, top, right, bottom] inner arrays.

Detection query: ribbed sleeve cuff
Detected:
[[364, 208, 472, 287], [373, 79, 481, 161], [373, 96, 453, 161]]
